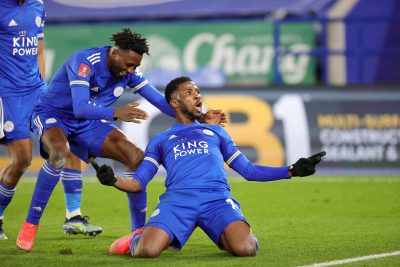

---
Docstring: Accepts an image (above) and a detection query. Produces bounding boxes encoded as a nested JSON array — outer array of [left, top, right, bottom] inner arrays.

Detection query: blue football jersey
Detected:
[[138, 122, 242, 191], [0, 0, 45, 97], [35, 46, 151, 119]]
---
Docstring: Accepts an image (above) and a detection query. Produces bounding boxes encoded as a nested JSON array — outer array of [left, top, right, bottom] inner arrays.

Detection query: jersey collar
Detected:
[[171, 121, 200, 131]]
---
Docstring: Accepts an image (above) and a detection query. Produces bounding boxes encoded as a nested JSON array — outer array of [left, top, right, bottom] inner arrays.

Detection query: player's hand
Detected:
[[289, 151, 326, 177], [91, 160, 117, 186], [114, 102, 149, 123], [201, 109, 227, 126]]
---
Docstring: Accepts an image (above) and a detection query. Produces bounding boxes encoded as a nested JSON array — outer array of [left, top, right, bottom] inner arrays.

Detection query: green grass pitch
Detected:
[[0, 176, 399, 267]]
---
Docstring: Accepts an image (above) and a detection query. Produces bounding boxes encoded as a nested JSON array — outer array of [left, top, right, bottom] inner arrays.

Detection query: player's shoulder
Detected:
[[29, 0, 45, 9], [33, 0, 44, 6], [147, 130, 170, 148], [68, 47, 102, 65], [199, 124, 226, 134]]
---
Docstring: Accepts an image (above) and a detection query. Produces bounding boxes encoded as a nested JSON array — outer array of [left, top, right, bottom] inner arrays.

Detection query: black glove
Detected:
[[91, 160, 117, 186], [289, 151, 326, 177]]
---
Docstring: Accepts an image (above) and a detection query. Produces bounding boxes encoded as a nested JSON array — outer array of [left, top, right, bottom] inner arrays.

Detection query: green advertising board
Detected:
[[44, 21, 315, 86]]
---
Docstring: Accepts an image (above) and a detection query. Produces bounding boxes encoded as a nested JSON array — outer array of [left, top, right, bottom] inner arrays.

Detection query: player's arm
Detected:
[[91, 137, 161, 192], [229, 151, 326, 180], [229, 152, 291, 181], [131, 74, 226, 124], [68, 60, 146, 121], [220, 127, 325, 180], [136, 83, 176, 118], [70, 82, 116, 120], [37, 40, 45, 79], [37, 5, 46, 79], [67, 59, 116, 120], [91, 160, 157, 193]]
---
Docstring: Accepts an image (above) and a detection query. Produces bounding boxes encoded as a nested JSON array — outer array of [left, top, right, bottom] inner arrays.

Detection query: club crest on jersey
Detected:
[[151, 208, 160, 217], [134, 68, 143, 78], [4, 121, 14, 132], [203, 129, 214, 136], [113, 86, 124, 97], [45, 118, 57, 124], [78, 63, 91, 77], [168, 134, 178, 140], [35, 16, 42, 28]]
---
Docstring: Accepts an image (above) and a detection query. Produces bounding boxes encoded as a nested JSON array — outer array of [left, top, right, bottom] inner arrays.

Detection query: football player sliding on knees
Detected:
[[92, 76, 326, 258]]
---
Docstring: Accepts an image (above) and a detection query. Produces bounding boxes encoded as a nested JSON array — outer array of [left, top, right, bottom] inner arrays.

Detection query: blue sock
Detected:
[[129, 232, 142, 256], [253, 235, 259, 251], [0, 182, 16, 220], [61, 168, 82, 220], [26, 161, 61, 225], [124, 172, 147, 231]]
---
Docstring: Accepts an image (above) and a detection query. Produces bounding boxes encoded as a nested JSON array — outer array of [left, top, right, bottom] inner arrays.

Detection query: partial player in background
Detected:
[[91, 76, 326, 257], [0, 0, 46, 241], [0, 0, 102, 241], [16, 29, 225, 252]]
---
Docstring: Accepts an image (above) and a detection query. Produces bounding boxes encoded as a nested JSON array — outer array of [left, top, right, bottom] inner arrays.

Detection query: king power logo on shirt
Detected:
[[12, 33, 38, 56], [173, 140, 209, 160]]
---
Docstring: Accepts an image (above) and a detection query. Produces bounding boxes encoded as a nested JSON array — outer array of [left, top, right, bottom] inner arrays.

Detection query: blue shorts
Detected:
[[31, 111, 117, 162], [1, 91, 40, 144], [146, 189, 248, 250]]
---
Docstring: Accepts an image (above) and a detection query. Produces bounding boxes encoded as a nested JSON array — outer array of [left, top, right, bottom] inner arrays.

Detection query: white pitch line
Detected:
[[297, 250, 400, 267]]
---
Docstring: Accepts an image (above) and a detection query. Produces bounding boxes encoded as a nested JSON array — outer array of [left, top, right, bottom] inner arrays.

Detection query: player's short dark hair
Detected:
[[165, 76, 193, 103], [111, 28, 149, 55]]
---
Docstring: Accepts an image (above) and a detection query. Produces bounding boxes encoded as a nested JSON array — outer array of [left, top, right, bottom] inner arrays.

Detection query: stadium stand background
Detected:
[[2, 0, 399, 175]]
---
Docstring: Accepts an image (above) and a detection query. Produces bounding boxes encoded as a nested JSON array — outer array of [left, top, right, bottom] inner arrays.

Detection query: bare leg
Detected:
[[0, 139, 32, 187], [133, 226, 170, 258], [101, 129, 147, 231], [101, 129, 143, 169], [219, 221, 258, 257]]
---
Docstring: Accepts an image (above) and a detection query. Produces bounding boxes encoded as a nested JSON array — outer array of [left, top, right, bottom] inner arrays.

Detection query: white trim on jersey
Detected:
[[87, 53, 101, 65], [70, 80, 90, 86], [144, 156, 159, 168], [131, 80, 149, 92], [226, 151, 241, 165], [0, 98, 4, 139], [33, 115, 43, 137]]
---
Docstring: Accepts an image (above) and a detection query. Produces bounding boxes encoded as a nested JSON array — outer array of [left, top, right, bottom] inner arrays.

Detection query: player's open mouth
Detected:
[[119, 71, 127, 76], [194, 101, 202, 113]]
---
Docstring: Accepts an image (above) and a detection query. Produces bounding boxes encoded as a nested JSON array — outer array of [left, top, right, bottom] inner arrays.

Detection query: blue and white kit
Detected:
[[32, 46, 174, 161], [133, 122, 290, 249], [0, 0, 46, 143]]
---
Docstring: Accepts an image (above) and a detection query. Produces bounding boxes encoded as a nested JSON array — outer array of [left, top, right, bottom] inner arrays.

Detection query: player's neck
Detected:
[[175, 113, 196, 125], [18, 0, 25, 5]]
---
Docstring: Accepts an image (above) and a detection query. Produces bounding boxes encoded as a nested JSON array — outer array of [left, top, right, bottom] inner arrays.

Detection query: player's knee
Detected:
[[13, 152, 32, 171], [47, 144, 69, 169], [134, 244, 162, 258], [230, 241, 257, 257], [48, 151, 68, 169], [126, 148, 144, 171], [16, 154, 32, 170]]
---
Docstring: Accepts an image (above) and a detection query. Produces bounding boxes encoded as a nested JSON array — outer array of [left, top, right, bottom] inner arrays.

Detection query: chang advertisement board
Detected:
[[44, 21, 315, 87]]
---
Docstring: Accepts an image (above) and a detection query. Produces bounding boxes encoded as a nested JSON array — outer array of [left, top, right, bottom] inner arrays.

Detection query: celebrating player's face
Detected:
[[108, 48, 142, 78], [176, 81, 202, 119]]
